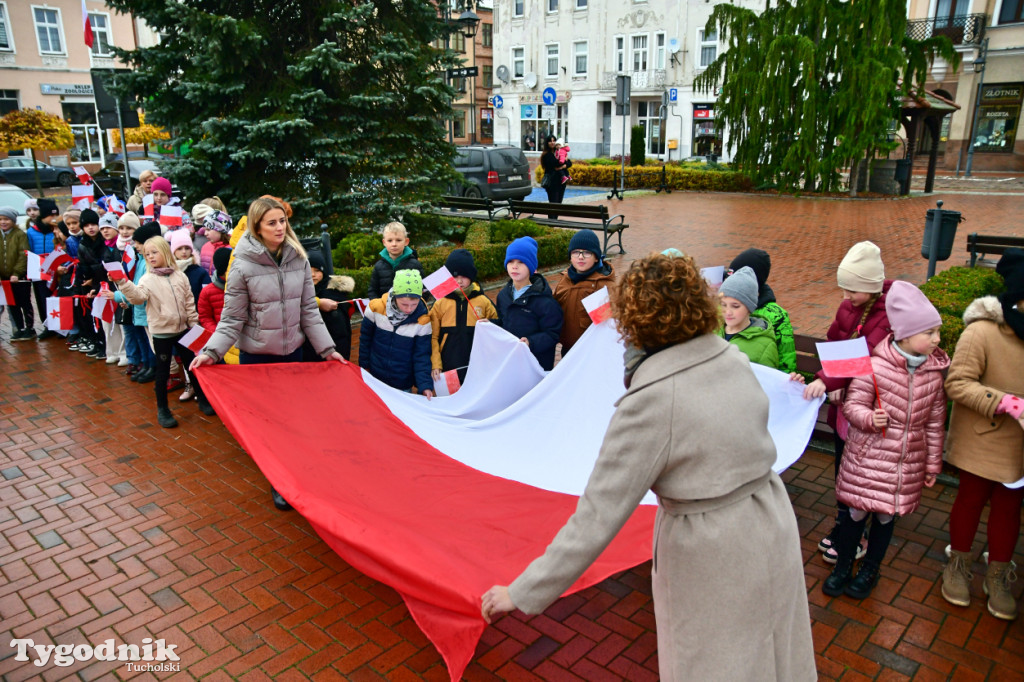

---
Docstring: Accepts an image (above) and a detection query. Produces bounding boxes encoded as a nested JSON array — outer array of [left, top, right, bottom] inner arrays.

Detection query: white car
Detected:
[[0, 182, 34, 229]]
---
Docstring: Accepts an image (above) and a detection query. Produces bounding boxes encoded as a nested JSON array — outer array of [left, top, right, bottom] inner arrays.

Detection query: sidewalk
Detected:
[[2, 189, 1024, 680]]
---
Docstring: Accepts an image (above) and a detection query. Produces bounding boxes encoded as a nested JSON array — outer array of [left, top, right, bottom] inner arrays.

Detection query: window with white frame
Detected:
[[512, 46, 525, 78], [576, 0, 587, 8], [546, 43, 559, 77], [0, 3, 13, 52], [698, 29, 717, 68], [89, 13, 113, 56], [548, 0, 558, 12], [573, 41, 587, 75], [614, 36, 624, 73], [631, 34, 648, 71], [513, 0, 524, 18], [33, 6, 64, 55], [654, 33, 666, 69]]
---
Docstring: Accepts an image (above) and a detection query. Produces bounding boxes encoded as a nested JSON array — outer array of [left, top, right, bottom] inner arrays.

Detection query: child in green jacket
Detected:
[[727, 248, 795, 372], [717, 266, 779, 369]]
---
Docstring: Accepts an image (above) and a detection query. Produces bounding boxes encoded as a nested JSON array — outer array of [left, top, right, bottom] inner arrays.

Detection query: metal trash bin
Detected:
[[921, 208, 962, 261]]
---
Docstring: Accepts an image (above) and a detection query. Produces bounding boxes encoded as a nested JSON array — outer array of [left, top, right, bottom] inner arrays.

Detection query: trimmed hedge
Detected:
[[920, 266, 1004, 357], [536, 162, 752, 192], [334, 217, 573, 297]]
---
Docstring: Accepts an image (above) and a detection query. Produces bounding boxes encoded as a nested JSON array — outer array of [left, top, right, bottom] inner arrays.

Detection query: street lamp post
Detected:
[[964, 38, 988, 178], [441, 2, 480, 145]]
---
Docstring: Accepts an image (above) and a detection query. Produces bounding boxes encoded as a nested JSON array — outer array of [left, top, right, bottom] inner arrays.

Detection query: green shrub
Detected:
[[403, 212, 472, 246], [489, 219, 550, 243], [333, 232, 381, 269], [920, 266, 1004, 357], [630, 126, 646, 167], [537, 162, 753, 192]]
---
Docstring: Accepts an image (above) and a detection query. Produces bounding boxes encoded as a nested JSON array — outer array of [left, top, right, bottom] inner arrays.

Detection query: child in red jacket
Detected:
[[823, 281, 948, 599], [197, 247, 232, 361]]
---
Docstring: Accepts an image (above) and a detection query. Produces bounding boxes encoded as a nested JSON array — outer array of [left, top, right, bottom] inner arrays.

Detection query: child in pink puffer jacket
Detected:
[[823, 280, 950, 600]]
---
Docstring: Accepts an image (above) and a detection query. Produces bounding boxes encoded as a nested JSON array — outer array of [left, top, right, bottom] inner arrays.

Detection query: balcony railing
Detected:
[[600, 70, 667, 91], [906, 13, 985, 45]]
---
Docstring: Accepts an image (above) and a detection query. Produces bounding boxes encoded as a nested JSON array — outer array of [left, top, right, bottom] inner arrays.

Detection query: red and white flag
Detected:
[[816, 337, 874, 378], [701, 265, 725, 289], [422, 265, 460, 299], [45, 297, 75, 331], [25, 252, 48, 281], [71, 184, 93, 210], [91, 295, 115, 323], [432, 369, 462, 397], [582, 286, 612, 324], [41, 249, 72, 276], [122, 245, 137, 280], [179, 325, 213, 354], [103, 195, 125, 217], [73, 165, 92, 185], [103, 261, 127, 281], [345, 298, 370, 316], [159, 204, 183, 228], [81, 0, 93, 48], [142, 194, 154, 217], [0, 280, 14, 305]]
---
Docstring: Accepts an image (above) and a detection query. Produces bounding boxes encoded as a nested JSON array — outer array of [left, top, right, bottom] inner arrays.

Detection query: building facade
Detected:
[[489, 0, 762, 161], [0, 0, 151, 167], [449, 1, 495, 145], [910, 0, 1024, 171]]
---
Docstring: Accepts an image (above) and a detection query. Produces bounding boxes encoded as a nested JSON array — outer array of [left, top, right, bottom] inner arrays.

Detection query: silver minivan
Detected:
[[452, 145, 532, 200]]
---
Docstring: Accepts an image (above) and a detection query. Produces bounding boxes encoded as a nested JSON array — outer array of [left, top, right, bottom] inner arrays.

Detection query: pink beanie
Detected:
[[151, 177, 173, 196], [885, 280, 941, 341], [169, 229, 193, 254]]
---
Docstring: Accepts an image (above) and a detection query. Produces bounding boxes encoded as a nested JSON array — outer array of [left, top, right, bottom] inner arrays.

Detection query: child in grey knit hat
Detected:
[[717, 266, 779, 369]]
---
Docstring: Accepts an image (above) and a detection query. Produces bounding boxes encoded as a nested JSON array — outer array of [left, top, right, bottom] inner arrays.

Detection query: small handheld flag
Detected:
[[46, 297, 75, 331], [71, 184, 93, 210], [423, 266, 461, 299], [143, 194, 155, 217], [432, 369, 462, 397], [179, 325, 213, 354], [159, 204, 184, 228], [103, 261, 128, 281], [122, 245, 137, 280], [73, 165, 93, 185], [41, 249, 72, 277], [0, 280, 14, 305], [25, 252, 48, 281], [91, 295, 115, 324], [103, 195, 126, 217], [815, 338, 873, 378], [582, 287, 612, 324]]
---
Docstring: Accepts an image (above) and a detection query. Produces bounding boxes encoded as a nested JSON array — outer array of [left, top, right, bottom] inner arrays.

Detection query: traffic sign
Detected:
[[446, 66, 479, 79], [493, 95, 503, 109], [669, 88, 678, 103], [542, 87, 557, 106]]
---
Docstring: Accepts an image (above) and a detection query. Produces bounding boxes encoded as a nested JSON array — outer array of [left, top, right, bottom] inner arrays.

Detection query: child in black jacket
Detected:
[[495, 237, 563, 371]]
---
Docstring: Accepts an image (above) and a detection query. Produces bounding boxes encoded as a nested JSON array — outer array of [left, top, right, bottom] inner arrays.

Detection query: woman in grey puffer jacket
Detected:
[[191, 196, 345, 510]]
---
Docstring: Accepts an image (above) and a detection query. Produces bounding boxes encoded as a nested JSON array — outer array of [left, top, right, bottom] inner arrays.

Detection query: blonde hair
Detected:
[[138, 169, 157, 183], [247, 197, 306, 258], [202, 196, 226, 212], [382, 221, 407, 239], [144, 236, 173, 269]]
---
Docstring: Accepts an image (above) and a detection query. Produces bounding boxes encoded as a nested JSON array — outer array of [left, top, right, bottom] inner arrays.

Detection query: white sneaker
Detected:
[[117, 357, 130, 367], [105, 355, 120, 364]]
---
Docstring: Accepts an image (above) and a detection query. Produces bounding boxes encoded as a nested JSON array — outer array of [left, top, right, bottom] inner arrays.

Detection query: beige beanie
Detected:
[[837, 241, 884, 293], [191, 202, 215, 223]]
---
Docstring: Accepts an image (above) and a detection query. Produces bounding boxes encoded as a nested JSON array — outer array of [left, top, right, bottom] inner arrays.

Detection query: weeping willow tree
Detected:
[[694, 0, 958, 195]]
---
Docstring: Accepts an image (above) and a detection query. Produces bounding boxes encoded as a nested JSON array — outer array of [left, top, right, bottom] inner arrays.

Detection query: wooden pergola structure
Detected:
[[899, 88, 960, 194]]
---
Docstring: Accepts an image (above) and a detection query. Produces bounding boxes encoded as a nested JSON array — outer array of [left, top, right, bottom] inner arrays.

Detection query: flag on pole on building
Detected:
[[71, 185, 93, 210], [422, 266, 461, 299], [816, 338, 874, 378], [582, 286, 612, 324], [142, 194, 154, 217], [159, 204, 183, 228], [91, 295, 115, 324], [81, 0, 93, 48], [73, 165, 93, 185], [46, 297, 75, 331], [180, 325, 213, 354]]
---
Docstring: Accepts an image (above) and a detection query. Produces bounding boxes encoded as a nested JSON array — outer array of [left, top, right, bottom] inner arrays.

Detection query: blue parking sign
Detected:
[[669, 88, 678, 103]]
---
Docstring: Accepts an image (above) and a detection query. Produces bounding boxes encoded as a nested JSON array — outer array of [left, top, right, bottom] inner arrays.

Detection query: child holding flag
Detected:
[[796, 241, 893, 564], [115, 221, 162, 384], [26, 198, 61, 340], [359, 269, 434, 397], [552, 230, 614, 355], [105, 235, 215, 427], [495, 236, 563, 371], [428, 249, 498, 383], [822, 281, 949, 599], [303, 251, 355, 362], [98, 213, 126, 364], [0, 206, 31, 341], [73, 209, 107, 358]]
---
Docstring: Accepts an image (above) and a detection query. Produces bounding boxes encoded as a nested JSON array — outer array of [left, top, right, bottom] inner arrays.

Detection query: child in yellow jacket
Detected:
[[429, 249, 498, 385]]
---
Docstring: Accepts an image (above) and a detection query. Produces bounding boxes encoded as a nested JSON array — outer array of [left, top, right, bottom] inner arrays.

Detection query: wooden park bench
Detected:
[[967, 233, 1024, 268], [507, 199, 629, 257], [434, 195, 509, 222]]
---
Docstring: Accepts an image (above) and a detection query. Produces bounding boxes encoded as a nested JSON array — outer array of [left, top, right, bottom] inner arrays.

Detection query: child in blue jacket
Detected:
[[359, 269, 435, 397], [495, 236, 564, 371]]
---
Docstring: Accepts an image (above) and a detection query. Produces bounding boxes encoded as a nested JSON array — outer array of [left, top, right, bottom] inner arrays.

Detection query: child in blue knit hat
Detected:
[[495, 236, 564, 370]]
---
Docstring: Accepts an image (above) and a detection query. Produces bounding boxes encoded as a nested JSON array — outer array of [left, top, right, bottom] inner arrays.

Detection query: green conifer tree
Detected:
[[105, 0, 460, 230], [694, 0, 958, 195]]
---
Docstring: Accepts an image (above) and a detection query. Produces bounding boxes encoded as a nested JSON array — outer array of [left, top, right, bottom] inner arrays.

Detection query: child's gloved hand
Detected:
[[872, 408, 889, 430]]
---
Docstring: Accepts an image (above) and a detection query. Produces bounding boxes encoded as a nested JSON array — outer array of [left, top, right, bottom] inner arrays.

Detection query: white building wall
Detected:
[[491, 0, 763, 161]]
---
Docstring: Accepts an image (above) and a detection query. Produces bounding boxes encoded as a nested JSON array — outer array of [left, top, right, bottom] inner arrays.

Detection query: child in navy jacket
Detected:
[[495, 236, 564, 371], [359, 269, 434, 397]]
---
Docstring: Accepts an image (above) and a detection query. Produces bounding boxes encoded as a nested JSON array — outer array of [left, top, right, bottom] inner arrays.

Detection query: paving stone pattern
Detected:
[[2, 190, 1024, 680]]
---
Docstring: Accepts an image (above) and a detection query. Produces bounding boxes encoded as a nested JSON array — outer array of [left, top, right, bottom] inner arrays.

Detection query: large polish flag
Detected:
[[197, 322, 823, 681]]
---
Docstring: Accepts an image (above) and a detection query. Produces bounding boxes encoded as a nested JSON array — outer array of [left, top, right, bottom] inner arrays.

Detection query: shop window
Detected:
[[637, 101, 665, 155], [0, 3, 13, 52], [62, 102, 105, 163], [970, 82, 1023, 153], [480, 108, 494, 140], [89, 13, 113, 56], [520, 103, 568, 152], [33, 6, 64, 55]]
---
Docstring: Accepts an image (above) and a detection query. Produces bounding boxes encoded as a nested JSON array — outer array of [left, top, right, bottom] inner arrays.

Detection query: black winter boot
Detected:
[[197, 396, 216, 416], [271, 487, 292, 511], [156, 407, 178, 429], [823, 515, 867, 597], [847, 517, 895, 599]]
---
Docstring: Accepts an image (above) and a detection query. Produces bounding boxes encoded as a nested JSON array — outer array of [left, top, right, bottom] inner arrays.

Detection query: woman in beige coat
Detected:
[[481, 253, 816, 681], [941, 249, 1024, 621]]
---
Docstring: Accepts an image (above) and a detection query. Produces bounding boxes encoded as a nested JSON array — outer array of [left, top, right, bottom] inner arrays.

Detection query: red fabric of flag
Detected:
[[82, 0, 93, 48], [0, 281, 14, 306]]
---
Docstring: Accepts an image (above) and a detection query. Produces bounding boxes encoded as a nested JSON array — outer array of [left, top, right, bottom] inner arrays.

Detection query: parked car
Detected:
[[451, 145, 531, 200], [0, 183, 34, 229], [92, 159, 170, 197], [0, 157, 75, 189], [103, 150, 170, 164]]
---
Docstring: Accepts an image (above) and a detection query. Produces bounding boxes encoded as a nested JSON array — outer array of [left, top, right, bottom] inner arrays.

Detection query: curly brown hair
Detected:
[[613, 253, 721, 349]]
